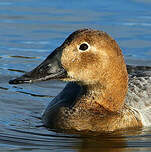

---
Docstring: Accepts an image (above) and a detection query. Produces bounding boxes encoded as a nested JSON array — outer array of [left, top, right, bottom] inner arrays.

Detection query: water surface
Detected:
[[1, 0, 151, 151]]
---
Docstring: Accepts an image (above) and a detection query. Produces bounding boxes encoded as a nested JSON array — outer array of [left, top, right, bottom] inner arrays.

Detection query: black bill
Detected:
[[9, 47, 67, 84]]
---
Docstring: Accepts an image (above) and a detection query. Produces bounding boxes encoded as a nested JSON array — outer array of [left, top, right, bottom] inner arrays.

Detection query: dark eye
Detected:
[[79, 43, 89, 51]]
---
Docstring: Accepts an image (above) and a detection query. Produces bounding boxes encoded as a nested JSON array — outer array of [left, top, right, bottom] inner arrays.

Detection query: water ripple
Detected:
[[9, 56, 39, 59]]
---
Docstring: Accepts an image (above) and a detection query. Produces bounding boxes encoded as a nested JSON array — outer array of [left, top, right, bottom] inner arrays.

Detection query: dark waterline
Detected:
[[0, 0, 151, 151]]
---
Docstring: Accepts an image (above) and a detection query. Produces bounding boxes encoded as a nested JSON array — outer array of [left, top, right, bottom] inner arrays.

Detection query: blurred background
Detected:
[[0, 0, 151, 151]]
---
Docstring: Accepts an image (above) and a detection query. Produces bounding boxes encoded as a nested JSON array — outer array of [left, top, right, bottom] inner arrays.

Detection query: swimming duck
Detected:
[[9, 29, 151, 132]]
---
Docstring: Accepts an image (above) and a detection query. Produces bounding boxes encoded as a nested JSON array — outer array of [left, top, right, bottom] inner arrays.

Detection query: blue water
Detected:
[[1, 0, 151, 151]]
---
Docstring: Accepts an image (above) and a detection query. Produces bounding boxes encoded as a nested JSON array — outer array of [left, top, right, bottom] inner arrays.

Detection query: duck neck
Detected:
[[80, 72, 128, 112]]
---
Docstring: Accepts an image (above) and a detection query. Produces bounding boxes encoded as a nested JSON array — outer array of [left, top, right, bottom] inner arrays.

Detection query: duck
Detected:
[[9, 28, 151, 133]]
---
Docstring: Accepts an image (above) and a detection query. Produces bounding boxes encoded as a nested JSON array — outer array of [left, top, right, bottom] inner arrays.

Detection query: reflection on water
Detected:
[[0, 0, 151, 151], [1, 126, 151, 152]]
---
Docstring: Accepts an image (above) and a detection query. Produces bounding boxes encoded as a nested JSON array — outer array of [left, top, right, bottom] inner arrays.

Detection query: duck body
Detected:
[[9, 29, 151, 133], [42, 81, 142, 132]]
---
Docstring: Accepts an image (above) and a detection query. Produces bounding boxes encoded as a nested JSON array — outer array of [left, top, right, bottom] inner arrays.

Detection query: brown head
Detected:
[[9, 29, 128, 112], [61, 29, 128, 111]]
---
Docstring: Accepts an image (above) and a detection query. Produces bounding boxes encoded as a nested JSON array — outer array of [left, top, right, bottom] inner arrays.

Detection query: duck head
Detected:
[[9, 29, 128, 112]]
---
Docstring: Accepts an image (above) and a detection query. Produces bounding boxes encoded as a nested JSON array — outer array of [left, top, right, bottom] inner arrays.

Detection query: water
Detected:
[[0, 0, 151, 151]]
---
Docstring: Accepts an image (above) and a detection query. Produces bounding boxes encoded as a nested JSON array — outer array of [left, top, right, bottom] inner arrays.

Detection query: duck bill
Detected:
[[9, 47, 67, 84]]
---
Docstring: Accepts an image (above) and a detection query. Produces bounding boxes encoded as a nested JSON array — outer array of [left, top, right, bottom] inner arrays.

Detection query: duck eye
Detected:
[[79, 43, 89, 51]]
